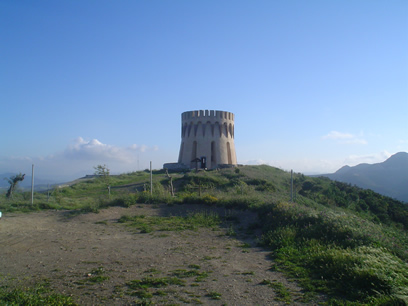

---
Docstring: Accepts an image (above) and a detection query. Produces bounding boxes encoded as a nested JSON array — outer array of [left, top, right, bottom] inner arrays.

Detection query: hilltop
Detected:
[[1, 165, 407, 305]]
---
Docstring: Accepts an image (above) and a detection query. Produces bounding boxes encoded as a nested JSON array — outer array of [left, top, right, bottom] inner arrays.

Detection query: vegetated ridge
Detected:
[[319, 152, 408, 202], [1, 165, 408, 305]]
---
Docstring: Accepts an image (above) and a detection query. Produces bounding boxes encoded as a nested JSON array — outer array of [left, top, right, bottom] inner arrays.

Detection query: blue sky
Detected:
[[1, 0, 407, 181]]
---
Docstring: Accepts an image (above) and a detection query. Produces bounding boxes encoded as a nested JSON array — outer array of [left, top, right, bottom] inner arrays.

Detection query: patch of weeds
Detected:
[[191, 297, 203, 304], [207, 291, 222, 300], [88, 275, 109, 283], [77, 267, 109, 285], [127, 277, 185, 290], [154, 290, 167, 296], [171, 269, 210, 282], [118, 214, 144, 223], [202, 255, 220, 261], [95, 220, 108, 225], [171, 269, 197, 278], [144, 268, 160, 274], [90, 266, 105, 275], [0, 282, 76, 305], [156, 233, 169, 238], [195, 272, 209, 282], [260, 279, 292, 303], [188, 264, 201, 270], [140, 225, 153, 233], [226, 224, 236, 236], [178, 296, 193, 303], [239, 242, 251, 248], [131, 289, 153, 299]]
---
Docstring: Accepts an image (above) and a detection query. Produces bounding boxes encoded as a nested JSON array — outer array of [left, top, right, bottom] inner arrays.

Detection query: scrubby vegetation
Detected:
[[0, 281, 76, 305], [1, 165, 407, 304]]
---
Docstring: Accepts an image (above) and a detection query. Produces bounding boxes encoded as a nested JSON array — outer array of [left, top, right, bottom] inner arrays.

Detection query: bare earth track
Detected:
[[0, 204, 316, 305]]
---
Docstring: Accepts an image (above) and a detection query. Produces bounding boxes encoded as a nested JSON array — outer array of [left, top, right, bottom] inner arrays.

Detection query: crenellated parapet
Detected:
[[181, 110, 235, 139], [182, 110, 234, 121], [178, 110, 237, 169]]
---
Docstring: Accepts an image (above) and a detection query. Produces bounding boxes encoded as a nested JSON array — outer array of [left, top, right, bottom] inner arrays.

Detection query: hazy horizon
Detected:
[[1, 1, 407, 181]]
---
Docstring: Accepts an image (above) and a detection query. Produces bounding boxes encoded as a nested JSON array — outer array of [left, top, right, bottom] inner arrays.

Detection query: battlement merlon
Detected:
[[181, 110, 234, 121]]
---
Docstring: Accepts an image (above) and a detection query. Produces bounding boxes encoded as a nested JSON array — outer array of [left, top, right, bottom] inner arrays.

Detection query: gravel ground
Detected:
[[0, 204, 318, 305]]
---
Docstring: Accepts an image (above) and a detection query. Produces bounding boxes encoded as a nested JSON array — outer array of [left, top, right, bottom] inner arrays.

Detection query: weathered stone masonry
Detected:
[[177, 110, 237, 169]]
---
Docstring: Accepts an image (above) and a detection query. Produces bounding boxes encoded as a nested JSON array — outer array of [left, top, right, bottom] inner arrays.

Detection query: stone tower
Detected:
[[178, 110, 237, 169]]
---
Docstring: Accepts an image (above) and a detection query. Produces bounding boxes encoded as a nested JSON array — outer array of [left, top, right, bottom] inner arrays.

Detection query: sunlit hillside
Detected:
[[1, 165, 407, 304]]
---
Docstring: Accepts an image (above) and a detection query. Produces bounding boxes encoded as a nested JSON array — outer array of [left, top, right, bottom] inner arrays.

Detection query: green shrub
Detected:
[[201, 194, 218, 204], [261, 226, 297, 249], [308, 246, 408, 302], [259, 201, 408, 303], [0, 283, 76, 305]]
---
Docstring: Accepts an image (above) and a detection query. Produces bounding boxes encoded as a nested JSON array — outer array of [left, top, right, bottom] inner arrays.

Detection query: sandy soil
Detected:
[[0, 204, 315, 305]]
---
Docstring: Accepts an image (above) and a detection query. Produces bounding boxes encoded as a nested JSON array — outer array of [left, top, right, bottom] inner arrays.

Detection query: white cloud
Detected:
[[343, 151, 391, 166], [322, 131, 367, 145], [0, 137, 161, 181], [322, 131, 354, 140], [63, 137, 154, 163], [129, 144, 148, 152]]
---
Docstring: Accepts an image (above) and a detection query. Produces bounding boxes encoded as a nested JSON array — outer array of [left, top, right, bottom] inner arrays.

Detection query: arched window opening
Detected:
[[191, 141, 197, 167], [227, 142, 232, 164], [188, 122, 193, 137], [182, 123, 188, 137], [223, 123, 228, 138], [195, 122, 202, 137], [211, 141, 216, 167]]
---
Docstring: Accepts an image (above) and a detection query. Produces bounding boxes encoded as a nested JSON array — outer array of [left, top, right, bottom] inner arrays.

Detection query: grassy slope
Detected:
[[1, 165, 408, 304]]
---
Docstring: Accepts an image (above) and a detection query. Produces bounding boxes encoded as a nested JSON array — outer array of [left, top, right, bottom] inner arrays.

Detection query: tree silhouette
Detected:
[[5, 173, 25, 198]]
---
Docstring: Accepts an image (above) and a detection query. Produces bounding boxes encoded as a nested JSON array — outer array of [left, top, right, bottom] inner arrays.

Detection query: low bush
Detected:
[[259, 201, 408, 303]]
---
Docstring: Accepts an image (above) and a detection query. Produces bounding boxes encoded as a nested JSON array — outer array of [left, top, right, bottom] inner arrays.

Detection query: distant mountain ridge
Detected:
[[320, 152, 408, 202]]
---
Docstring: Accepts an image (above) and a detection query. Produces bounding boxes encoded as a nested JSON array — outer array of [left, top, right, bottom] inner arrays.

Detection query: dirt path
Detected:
[[0, 204, 311, 305]]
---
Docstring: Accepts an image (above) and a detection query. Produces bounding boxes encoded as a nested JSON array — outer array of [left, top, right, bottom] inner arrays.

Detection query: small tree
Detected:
[[5, 173, 25, 198], [94, 164, 111, 197], [94, 164, 110, 183]]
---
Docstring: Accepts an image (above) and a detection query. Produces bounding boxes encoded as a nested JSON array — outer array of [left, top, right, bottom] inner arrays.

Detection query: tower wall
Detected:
[[178, 110, 237, 169]]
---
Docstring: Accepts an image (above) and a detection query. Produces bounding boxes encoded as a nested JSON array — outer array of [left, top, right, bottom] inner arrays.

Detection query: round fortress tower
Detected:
[[178, 110, 237, 169]]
